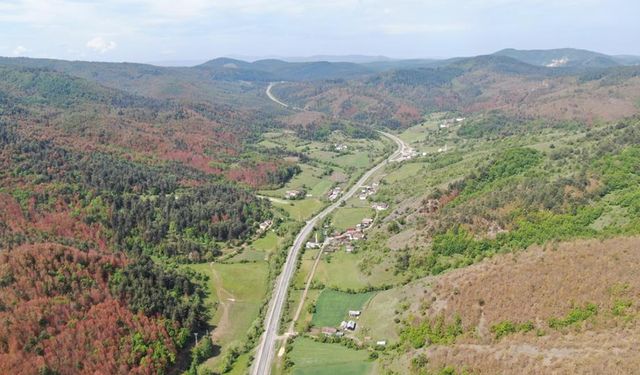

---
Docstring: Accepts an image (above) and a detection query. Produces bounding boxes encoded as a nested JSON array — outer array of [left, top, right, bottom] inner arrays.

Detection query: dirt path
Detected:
[[209, 263, 237, 342], [288, 247, 324, 333]]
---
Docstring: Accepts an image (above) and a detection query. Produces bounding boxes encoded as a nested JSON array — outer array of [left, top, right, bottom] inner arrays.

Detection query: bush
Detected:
[[548, 303, 598, 329], [400, 315, 463, 349], [491, 320, 534, 339]]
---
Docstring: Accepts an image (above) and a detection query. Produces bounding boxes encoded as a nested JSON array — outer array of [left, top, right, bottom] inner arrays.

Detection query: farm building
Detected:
[[322, 327, 338, 335], [258, 220, 272, 233], [285, 190, 304, 199], [372, 202, 388, 211]]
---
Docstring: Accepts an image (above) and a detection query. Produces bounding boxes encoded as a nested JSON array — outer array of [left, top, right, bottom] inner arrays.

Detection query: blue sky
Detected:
[[0, 0, 638, 63]]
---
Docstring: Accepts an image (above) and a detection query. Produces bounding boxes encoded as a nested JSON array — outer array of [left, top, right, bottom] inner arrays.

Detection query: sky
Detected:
[[0, 0, 638, 63]]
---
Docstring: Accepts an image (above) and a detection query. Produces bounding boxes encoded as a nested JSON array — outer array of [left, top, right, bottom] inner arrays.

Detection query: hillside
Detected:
[[493, 48, 621, 68], [272, 54, 640, 127], [278, 101, 640, 374], [197, 58, 373, 81], [377, 237, 640, 374]]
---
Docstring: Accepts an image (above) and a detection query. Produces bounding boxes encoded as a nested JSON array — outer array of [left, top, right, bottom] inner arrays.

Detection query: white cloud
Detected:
[[86, 36, 117, 53], [12, 45, 28, 56]]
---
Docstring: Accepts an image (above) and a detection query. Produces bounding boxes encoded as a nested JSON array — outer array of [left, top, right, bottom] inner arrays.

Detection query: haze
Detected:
[[1, 0, 639, 63]]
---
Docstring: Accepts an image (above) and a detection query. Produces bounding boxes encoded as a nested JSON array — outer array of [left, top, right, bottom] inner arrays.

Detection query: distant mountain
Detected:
[[280, 55, 393, 64], [493, 48, 620, 68], [147, 59, 208, 67], [612, 55, 640, 66], [370, 55, 561, 88], [196, 58, 373, 81], [362, 58, 444, 72]]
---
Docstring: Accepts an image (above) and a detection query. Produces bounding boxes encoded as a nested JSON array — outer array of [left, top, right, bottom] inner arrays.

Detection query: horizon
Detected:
[[1, 0, 639, 64], [2, 46, 639, 67]]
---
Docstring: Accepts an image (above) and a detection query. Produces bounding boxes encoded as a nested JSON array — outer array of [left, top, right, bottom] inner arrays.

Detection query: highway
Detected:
[[251, 83, 409, 375]]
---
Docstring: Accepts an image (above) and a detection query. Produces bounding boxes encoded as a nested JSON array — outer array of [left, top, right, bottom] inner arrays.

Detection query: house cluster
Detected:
[[340, 319, 357, 331], [327, 216, 374, 250], [396, 147, 419, 162], [284, 189, 304, 199], [439, 117, 466, 129], [371, 202, 389, 211], [323, 310, 361, 336], [334, 228, 365, 242], [358, 182, 379, 200], [334, 143, 348, 152], [328, 186, 342, 201], [320, 309, 387, 346]]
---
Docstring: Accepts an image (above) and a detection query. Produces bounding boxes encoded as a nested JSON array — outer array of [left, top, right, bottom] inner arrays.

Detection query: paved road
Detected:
[[251, 83, 409, 375], [266, 82, 292, 109]]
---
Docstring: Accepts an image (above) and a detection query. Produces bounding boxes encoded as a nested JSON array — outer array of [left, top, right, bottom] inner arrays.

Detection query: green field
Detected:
[[229, 230, 283, 262], [384, 162, 426, 183], [273, 199, 325, 221], [313, 251, 401, 290], [183, 261, 269, 372], [331, 207, 374, 232], [312, 289, 376, 327], [289, 337, 372, 375]]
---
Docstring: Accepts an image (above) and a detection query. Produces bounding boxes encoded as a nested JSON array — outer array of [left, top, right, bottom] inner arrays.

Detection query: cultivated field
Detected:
[[288, 337, 373, 375], [312, 289, 377, 327]]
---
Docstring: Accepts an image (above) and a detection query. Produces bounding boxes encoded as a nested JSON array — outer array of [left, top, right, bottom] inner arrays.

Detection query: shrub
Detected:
[[548, 303, 598, 329]]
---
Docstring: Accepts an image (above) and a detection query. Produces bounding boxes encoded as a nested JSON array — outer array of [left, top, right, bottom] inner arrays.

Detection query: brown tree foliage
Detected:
[[0, 244, 178, 374]]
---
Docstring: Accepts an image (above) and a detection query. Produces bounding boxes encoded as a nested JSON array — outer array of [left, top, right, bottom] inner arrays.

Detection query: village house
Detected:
[[305, 241, 320, 249], [306, 233, 321, 249], [328, 187, 342, 201], [361, 218, 374, 227], [285, 190, 303, 199], [358, 183, 378, 200], [338, 228, 364, 241], [322, 327, 338, 335], [439, 117, 465, 129], [345, 244, 354, 253], [372, 202, 388, 211], [346, 320, 357, 330], [348, 310, 361, 317], [258, 220, 273, 233], [334, 144, 348, 152]]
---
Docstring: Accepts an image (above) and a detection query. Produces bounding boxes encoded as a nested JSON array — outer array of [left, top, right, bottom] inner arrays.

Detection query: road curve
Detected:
[[266, 82, 291, 109], [251, 84, 408, 375]]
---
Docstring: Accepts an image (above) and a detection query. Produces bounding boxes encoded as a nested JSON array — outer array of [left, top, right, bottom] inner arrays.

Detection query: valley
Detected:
[[1, 46, 640, 375]]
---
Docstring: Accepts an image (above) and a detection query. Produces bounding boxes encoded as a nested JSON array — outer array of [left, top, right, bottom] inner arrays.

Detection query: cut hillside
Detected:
[[381, 237, 640, 374]]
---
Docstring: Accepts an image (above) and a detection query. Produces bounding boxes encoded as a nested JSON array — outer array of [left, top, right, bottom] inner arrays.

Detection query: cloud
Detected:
[[12, 45, 28, 56], [86, 36, 117, 53]]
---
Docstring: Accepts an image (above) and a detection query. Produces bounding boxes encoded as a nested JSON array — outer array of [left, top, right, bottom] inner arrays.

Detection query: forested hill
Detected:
[[271, 54, 640, 128], [0, 62, 278, 373]]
